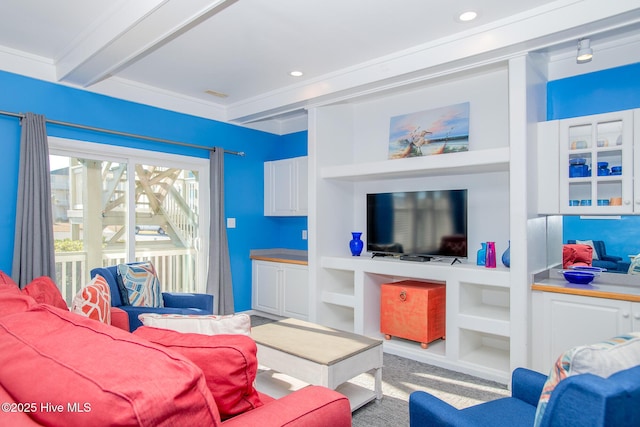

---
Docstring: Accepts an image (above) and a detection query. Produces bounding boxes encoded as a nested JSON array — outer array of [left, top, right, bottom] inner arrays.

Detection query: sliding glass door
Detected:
[[49, 138, 209, 304]]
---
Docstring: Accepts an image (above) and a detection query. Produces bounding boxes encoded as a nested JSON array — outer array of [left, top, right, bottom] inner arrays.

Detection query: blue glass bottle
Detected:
[[477, 242, 487, 266]]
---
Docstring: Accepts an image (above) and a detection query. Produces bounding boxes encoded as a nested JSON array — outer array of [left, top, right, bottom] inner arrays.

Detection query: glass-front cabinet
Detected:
[[559, 110, 635, 214]]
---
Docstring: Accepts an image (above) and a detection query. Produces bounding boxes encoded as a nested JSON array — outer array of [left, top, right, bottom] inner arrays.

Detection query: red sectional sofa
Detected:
[[0, 274, 352, 427]]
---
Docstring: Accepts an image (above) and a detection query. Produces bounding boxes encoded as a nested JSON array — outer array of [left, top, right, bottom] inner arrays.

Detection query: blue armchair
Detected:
[[90, 265, 214, 332], [409, 365, 640, 427], [566, 240, 630, 273]]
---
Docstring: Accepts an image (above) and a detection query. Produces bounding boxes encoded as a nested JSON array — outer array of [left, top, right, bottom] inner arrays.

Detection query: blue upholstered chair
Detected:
[[409, 365, 640, 427], [566, 239, 629, 272], [90, 265, 213, 332]]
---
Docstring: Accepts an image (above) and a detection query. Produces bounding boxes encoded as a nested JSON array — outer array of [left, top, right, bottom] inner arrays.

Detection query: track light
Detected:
[[576, 38, 593, 64]]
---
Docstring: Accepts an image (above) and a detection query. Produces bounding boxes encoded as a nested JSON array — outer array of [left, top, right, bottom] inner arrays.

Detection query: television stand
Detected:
[[399, 255, 432, 262], [371, 252, 395, 259]]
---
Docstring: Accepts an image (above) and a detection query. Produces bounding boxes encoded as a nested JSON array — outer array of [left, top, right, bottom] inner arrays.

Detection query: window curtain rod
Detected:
[[0, 109, 245, 156]]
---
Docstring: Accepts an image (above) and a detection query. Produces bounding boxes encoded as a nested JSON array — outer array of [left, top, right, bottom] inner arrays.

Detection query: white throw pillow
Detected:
[[533, 332, 640, 427], [576, 239, 599, 260], [138, 313, 251, 336]]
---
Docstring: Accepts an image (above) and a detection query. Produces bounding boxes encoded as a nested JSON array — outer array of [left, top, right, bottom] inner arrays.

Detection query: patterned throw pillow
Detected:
[[71, 275, 112, 324], [117, 262, 163, 308], [138, 313, 251, 335], [533, 333, 640, 427]]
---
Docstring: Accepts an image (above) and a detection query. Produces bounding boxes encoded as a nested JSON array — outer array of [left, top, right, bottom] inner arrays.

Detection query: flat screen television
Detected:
[[366, 189, 468, 258]]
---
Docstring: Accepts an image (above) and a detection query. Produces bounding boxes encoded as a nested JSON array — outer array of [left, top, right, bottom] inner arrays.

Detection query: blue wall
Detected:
[[0, 70, 307, 311], [548, 62, 640, 257]]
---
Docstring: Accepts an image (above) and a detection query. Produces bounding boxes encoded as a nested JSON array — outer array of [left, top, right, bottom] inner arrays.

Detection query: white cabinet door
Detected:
[[265, 159, 295, 216], [294, 156, 308, 215], [632, 301, 640, 331], [634, 110, 640, 211], [538, 109, 638, 215], [281, 264, 309, 320], [264, 156, 308, 216], [252, 260, 309, 320], [558, 110, 634, 214], [252, 261, 280, 315], [532, 291, 634, 372]]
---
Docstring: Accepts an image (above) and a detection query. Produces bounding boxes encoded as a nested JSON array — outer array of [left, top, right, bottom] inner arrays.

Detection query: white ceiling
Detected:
[[1, 1, 640, 133]]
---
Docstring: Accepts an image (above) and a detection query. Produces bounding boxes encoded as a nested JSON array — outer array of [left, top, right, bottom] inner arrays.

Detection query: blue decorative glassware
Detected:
[[502, 240, 511, 268], [349, 232, 364, 256], [477, 242, 487, 266]]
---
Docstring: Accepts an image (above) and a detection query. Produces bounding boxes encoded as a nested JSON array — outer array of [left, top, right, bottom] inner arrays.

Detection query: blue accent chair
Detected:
[[409, 366, 640, 427], [566, 240, 630, 273], [90, 265, 214, 332]]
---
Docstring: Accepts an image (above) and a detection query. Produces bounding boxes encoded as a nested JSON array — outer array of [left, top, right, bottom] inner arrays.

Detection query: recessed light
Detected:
[[458, 10, 478, 22], [290, 70, 303, 77]]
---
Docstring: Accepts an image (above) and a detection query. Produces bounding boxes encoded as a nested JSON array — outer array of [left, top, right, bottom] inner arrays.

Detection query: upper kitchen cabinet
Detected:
[[538, 109, 637, 214], [264, 156, 308, 216]]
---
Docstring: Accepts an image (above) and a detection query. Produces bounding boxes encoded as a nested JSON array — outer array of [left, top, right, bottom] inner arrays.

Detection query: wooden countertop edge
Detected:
[[250, 255, 308, 266], [531, 283, 640, 303]]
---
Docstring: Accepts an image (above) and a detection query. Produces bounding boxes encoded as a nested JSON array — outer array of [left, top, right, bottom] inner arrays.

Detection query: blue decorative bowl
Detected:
[[559, 270, 596, 285], [570, 266, 605, 273]]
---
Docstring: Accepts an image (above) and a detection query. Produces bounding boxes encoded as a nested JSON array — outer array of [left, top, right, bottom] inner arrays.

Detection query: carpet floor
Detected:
[[251, 315, 509, 426], [349, 352, 509, 426]]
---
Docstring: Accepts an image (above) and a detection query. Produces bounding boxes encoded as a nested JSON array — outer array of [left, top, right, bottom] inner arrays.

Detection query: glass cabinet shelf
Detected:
[[560, 110, 634, 213]]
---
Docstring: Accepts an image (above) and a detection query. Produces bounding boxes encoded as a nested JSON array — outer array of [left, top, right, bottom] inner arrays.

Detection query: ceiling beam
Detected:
[[56, 0, 236, 87]]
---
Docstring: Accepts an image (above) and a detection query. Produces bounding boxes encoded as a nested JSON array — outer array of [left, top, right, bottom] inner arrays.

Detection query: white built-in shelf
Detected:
[[382, 338, 508, 384], [457, 313, 511, 337], [321, 147, 510, 181], [459, 305, 510, 323], [321, 255, 511, 284], [321, 291, 355, 308], [459, 346, 510, 376]]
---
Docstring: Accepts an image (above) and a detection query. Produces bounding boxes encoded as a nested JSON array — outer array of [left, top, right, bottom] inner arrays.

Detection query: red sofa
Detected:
[[0, 274, 352, 427]]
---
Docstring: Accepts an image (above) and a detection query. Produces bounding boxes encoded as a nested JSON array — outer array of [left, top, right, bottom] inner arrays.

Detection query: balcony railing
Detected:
[[55, 249, 199, 306]]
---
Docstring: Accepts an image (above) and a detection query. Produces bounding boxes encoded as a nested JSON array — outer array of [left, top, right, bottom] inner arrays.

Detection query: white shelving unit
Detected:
[[319, 256, 512, 382], [306, 61, 539, 384]]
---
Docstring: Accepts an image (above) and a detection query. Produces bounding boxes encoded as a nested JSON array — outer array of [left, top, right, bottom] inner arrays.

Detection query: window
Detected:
[[49, 137, 209, 304]]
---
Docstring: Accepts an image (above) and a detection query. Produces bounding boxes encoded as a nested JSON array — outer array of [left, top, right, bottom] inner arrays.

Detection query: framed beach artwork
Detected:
[[388, 102, 470, 159]]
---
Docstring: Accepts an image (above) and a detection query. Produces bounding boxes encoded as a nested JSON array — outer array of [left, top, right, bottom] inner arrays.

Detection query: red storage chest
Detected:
[[380, 280, 445, 348]]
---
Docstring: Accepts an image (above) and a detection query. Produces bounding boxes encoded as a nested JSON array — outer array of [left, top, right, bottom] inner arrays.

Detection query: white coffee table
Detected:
[[251, 318, 383, 411]]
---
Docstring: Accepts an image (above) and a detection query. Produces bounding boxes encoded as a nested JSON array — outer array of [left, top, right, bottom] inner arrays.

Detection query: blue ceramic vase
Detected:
[[502, 240, 511, 268], [349, 232, 364, 256]]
